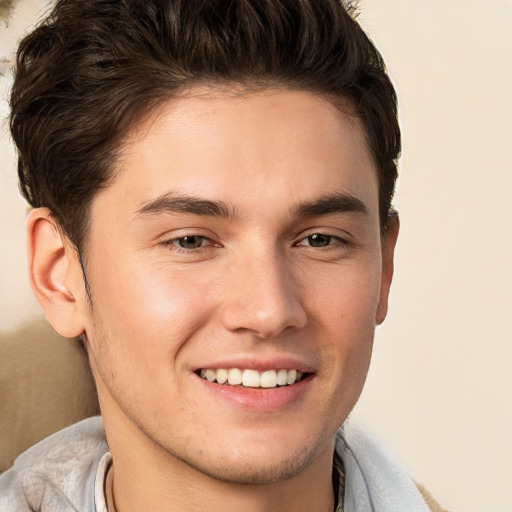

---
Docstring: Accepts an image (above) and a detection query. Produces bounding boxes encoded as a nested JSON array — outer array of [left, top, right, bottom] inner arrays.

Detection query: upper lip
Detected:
[[192, 357, 315, 374]]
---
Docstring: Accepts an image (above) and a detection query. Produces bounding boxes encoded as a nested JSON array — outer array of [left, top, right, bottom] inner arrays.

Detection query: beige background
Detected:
[[1, 1, 511, 510]]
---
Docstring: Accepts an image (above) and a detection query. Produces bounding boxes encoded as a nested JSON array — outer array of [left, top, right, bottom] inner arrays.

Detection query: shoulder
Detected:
[[0, 416, 107, 512], [335, 421, 449, 512]]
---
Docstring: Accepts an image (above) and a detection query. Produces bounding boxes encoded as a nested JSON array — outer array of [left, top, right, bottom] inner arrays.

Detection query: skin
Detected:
[[28, 87, 398, 512]]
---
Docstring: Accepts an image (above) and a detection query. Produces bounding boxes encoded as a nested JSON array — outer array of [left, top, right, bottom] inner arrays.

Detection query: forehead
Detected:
[[96, 87, 378, 223]]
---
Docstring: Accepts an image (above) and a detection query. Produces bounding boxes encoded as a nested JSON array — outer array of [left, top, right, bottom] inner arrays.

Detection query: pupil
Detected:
[[309, 234, 331, 247], [179, 236, 202, 249]]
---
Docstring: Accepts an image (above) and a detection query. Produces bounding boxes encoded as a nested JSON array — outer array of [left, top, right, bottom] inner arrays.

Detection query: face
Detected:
[[76, 88, 396, 484]]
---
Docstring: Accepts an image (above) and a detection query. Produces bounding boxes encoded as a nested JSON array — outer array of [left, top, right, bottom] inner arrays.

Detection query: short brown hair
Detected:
[[10, 0, 400, 252]]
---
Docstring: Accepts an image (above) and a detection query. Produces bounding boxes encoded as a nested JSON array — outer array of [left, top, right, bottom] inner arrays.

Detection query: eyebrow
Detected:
[[293, 193, 369, 218], [135, 191, 368, 221], [134, 192, 237, 220]]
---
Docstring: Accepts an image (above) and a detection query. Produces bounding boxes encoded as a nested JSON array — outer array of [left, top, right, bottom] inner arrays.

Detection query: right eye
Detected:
[[166, 235, 212, 251], [299, 233, 335, 247]]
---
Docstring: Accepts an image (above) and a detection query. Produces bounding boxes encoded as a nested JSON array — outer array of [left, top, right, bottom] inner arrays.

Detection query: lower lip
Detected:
[[196, 374, 314, 412]]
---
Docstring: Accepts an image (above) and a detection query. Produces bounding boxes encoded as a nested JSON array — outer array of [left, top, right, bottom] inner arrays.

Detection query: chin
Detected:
[[163, 425, 331, 486], [184, 446, 321, 485]]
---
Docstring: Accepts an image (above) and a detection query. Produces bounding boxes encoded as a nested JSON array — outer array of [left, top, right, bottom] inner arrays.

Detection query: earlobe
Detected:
[[27, 208, 86, 338], [375, 214, 400, 325]]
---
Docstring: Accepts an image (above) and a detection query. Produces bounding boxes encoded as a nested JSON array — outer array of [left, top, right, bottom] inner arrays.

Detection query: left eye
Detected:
[[169, 235, 211, 250], [297, 234, 340, 248]]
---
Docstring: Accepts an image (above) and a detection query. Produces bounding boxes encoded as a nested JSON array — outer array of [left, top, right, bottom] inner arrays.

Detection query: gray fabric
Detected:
[[0, 416, 430, 511], [337, 421, 430, 512], [0, 416, 106, 511]]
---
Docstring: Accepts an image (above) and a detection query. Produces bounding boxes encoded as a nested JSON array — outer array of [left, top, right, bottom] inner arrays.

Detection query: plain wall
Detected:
[[1, 1, 511, 510], [353, 2, 512, 511]]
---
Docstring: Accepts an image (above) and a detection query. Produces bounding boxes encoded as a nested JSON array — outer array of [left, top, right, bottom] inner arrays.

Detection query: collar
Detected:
[[333, 449, 346, 512]]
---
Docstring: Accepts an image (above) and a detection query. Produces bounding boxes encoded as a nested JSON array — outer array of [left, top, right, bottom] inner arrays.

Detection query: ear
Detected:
[[375, 214, 399, 325], [27, 208, 86, 338]]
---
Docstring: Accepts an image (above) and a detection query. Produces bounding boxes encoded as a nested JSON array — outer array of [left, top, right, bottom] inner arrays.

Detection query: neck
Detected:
[[104, 418, 336, 512]]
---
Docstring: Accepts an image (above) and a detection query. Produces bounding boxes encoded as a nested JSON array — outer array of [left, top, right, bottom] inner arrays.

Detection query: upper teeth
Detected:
[[200, 368, 304, 388]]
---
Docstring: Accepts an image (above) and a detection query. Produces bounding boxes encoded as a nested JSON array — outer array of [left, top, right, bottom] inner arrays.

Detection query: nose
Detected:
[[219, 248, 307, 339]]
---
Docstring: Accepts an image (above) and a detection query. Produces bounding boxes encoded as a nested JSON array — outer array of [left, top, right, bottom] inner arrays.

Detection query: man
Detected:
[[0, 0, 445, 510]]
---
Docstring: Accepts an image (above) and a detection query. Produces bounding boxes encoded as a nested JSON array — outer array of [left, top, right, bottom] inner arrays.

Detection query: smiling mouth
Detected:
[[198, 368, 310, 388]]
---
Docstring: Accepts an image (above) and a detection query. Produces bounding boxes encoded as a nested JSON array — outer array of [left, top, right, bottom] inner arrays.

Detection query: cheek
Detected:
[[307, 261, 380, 382], [84, 260, 219, 423], [85, 257, 217, 368], [309, 259, 382, 329]]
